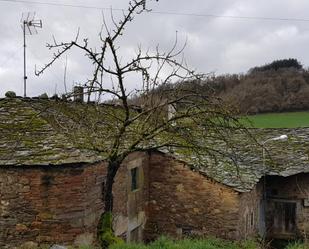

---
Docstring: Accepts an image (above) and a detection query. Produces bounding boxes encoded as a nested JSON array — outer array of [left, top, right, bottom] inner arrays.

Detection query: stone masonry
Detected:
[[113, 152, 150, 242], [1, 151, 308, 247], [0, 163, 106, 248], [145, 152, 241, 240], [0, 152, 150, 248]]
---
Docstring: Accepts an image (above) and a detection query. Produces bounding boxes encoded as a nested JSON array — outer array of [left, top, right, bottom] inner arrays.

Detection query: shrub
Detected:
[[98, 212, 124, 249], [38, 93, 49, 99], [285, 242, 309, 249], [5, 91, 16, 98]]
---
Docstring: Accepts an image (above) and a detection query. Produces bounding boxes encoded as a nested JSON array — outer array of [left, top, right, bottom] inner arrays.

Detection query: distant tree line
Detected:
[[136, 59, 309, 115], [249, 58, 303, 73]]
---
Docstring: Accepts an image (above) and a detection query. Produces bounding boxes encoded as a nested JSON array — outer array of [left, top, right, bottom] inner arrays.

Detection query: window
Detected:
[[131, 167, 139, 191], [250, 211, 254, 227], [182, 227, 193, 236], [176, 225, 194, 237]]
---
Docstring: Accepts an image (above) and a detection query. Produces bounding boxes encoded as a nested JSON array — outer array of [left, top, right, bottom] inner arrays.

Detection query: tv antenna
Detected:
[[21, 12, 42, 97]]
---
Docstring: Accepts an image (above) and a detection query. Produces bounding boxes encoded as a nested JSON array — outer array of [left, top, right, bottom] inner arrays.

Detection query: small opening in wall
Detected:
[[271, 189, 278, 196], [182, 227, 193, 236], [251, 211, 254, 227], [131, 167, 139, 191], [176, 225, 195, 237]]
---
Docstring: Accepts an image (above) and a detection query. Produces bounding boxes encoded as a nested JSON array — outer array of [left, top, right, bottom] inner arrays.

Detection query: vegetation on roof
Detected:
[[0, 98, 104, 166], [173, 127, 309, 192], [1, 98, 308, 192]]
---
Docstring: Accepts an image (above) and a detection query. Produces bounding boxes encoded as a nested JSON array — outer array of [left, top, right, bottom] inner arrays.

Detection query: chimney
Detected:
[[167, 104, 176, 120], [73, 86, 84, 102]]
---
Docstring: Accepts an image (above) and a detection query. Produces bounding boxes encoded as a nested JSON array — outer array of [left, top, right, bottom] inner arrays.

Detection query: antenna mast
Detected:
[[21, 12, 42, 98]]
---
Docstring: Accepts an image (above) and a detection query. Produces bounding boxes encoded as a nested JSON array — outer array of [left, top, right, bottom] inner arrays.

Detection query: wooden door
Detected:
[[270, 201, 297, 238]]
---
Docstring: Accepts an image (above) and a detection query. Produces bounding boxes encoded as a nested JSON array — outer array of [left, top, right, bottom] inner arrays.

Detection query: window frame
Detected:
[[130, 167, 139, 192]]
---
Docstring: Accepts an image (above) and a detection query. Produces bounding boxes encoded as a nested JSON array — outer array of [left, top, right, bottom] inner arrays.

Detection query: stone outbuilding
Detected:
[[0, 98, 308, 248]]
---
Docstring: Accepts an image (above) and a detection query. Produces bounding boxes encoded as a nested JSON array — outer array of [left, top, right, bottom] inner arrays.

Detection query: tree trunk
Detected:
[[98, 159, 122, 248], [103, 160, 121, 213]]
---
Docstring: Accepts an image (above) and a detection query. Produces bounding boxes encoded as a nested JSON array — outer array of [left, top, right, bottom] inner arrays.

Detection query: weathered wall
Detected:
[[0, 152, 149, 248], [239, 182, 263, 239], [266, 173, 309, 239], [112, 152, 150, 242], [0, 162, 106, 248], [145, 152, 241, 241], [5, 151, 306, 246]]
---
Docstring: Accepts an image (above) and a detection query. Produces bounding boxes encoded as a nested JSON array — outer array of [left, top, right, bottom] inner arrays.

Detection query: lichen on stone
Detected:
[[1, 98, 308, 193], [0, 98, 104, 166]]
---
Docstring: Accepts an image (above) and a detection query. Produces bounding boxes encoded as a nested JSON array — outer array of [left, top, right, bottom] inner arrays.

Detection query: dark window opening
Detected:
[[271, 189, 278, 196], [182, 227, 193, 236], [251, 212, 254, 227], [266, 188, 279, 198], [177, 225, 194, 236], [131, 167, 139, 191]]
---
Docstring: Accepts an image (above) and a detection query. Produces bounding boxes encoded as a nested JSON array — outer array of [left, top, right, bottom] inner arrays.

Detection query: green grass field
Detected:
[[18, 238, 306, 249], [110, 237, 308, 249], [110, 237, 258, 249], [241, 111, 309, 128]]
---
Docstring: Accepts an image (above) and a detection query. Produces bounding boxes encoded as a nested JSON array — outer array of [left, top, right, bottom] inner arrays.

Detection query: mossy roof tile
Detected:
[[0, 98, 103, 166], [1, 98, 308, 192], [171, 128, 309, 192]]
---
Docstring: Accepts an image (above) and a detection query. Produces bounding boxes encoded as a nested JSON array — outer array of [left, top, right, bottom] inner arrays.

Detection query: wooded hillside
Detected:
[[149, 59, 309, 114], [215, 68, 309, 114]]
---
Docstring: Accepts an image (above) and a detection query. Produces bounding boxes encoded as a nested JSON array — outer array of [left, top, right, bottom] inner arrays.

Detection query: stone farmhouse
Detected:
[[0, 97, 308, 248]]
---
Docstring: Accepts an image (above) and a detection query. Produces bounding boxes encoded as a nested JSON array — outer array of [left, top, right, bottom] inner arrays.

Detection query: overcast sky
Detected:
[[0, 0, 309, 97]]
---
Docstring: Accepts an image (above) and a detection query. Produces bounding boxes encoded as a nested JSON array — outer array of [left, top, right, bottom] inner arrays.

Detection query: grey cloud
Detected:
[[0, 0, 308, 97]]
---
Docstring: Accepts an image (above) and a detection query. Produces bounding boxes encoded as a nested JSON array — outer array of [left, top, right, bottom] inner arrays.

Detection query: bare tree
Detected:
[[36, 0, 248, 246]]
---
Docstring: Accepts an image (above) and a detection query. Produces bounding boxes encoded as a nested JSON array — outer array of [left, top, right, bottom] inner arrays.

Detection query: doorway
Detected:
[[269, 200, 297, 238]]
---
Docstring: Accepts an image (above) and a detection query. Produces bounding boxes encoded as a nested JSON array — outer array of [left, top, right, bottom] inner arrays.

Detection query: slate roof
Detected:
[[1, 98, 308, 192], [172, 128, 309, 192], [0, 98, 104, 166]]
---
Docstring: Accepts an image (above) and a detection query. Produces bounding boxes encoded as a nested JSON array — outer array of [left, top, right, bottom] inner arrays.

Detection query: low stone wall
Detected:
[[145, 152, 241, 241], [0, 163, 106, 248]]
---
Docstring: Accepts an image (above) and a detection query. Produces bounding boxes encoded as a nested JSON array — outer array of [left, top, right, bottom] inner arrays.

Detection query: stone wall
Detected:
[[3, 150, 306, 247], [239, 182, 263, 239], [266, 173, 309, 239], [145, 152, 241, 241], [113, 152, 150, 242], [0, 152, 150, 248], [0, 162, 106, 248]]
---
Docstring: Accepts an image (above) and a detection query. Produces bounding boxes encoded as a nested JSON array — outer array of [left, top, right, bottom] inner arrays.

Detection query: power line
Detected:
[[152, 11, 309, 22], [0, 0, 121, 10], [1, 0, 309, 23]]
